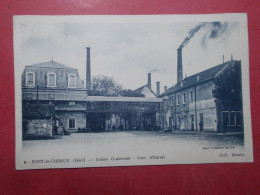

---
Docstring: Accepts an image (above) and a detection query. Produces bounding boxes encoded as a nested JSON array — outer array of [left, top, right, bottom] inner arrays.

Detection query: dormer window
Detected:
[[25, 72, 35, 86], [181, 81, 183, 87], [68, 74, 76, 88], [197, 75, 200, 81], [47, 73, 56, 87]]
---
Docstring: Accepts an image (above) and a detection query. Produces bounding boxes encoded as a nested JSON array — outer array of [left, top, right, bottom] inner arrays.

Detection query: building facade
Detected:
[[161, 60, 243, 132], [21, 58, 243, 139], [22, 61, 88, 138], [22, 61, 163, 138]]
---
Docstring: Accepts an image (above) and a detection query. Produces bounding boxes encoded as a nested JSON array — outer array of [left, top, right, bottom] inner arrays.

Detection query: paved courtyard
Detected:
[[23, 131, 244, 157]]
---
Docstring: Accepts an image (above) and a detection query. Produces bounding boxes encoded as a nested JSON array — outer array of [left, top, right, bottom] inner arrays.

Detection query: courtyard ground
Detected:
[[23, 131, 244, 156]]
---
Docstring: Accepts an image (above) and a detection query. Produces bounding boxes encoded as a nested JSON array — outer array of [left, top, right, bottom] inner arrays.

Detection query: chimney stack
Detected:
[[164, 86, 167, 92], [156, 81, 160, 97], [177, 48, 183, 83], [148, 73, 151, 88], [86, 47, 91, 91]]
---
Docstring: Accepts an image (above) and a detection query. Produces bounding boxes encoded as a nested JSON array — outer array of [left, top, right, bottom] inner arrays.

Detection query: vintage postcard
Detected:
[[14, 14, 253, 170]]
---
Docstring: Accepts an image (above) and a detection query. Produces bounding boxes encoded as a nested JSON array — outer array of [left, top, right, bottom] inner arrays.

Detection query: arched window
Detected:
[[68, 74, 76, 88], [47, 73, 56, 87], [25, 72, 35, 86]]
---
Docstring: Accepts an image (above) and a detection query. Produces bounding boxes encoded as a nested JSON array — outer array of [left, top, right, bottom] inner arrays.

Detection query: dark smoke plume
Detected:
[[178, 23, 206, 49], [201, 22, 229, 47], [209, 22, 228, 38], [179, 22, 230, 49]]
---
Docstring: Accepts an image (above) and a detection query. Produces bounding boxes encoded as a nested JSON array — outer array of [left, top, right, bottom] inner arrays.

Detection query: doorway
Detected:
[[191, 114, 194, 130], [199, 113, 204, 131]]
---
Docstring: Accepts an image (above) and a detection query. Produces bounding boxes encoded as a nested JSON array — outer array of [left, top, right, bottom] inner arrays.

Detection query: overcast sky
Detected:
[[17, 16, 246, 92]]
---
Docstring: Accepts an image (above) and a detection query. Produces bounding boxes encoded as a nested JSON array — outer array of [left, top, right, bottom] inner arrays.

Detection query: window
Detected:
[[230, 112, 236, 126], [47, 73, 56, 87], [176, 94, 180, 105], [236, 112, 243, 126], [25, 72, 35, 86], [197, 75, 200, 81], [183, 92, 187, 104], [222, 111, 243, 126], [190, 90, 194, 102], [69, 102, 75, 106], [68, 74, 76, 88], [223, 112, 229, 126], [171, 95, 175, 106], [69, 118, 76, 129]]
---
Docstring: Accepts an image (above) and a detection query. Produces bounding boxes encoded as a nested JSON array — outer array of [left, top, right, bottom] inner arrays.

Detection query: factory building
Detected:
[[21, 47, 243, 139], [160, 48, 243, 132]]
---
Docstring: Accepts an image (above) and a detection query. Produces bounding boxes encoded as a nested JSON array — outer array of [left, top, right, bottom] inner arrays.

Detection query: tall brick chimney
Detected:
[[177, 48, 183, 83], [156, 81, 160, 97], [86, 47, 91, 91], [148, 73, 151, 88]]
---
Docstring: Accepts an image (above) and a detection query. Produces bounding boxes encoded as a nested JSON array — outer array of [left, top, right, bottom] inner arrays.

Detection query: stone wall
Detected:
[[55, 111, 86, 133], [27, 119, 53, 136]]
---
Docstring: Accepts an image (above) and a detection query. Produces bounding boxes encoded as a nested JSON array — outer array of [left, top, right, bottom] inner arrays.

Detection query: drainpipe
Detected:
[[174, 93, 177, 130], [36, 85, 39, 106], [195, 85, 197, 131]]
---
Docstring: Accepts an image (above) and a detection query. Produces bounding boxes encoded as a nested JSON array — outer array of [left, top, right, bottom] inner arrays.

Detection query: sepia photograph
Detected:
[[14, 14, 253, 170]]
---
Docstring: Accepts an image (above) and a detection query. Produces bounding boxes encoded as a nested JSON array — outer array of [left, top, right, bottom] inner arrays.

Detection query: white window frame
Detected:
[[189, 90, 194, 102], [25, 72, 35, 87], [68, 118, 76, 129], [47, 72, 57, 87], [68, 74, 77, 88], [183, 92, 187, 104], [176, 94, 180, 105]]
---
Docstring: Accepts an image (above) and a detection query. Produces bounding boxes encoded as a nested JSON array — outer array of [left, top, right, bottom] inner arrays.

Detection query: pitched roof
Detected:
[[163, 61, 236, 96], [134, 84, 147, 93], [134, 84, 156, 96], [25, 61, 75, 69]]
